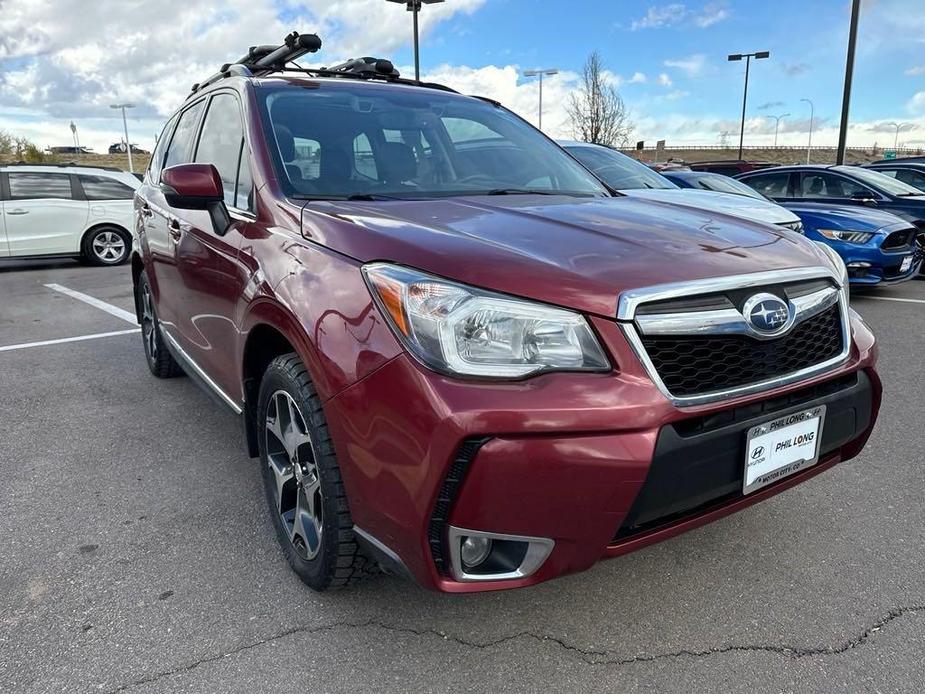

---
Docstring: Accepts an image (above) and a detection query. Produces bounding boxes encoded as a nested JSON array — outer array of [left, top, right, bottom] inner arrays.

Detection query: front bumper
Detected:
[[811, 236, 921, 285], [325, 312, 880, 592]]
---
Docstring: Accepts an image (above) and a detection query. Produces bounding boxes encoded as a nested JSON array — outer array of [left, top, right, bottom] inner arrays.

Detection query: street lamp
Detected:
[[883, 122, 910, 151], [110, 103, 136, 172], [386, 0, 445, 81], [800, 98, 814, 164], [523, 68, 559, 131], [765, 112, 790, 148], [728, 51, 770, 160]]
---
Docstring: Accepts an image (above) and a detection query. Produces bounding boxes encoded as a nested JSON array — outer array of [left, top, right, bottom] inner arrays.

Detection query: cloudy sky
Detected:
[[1, 0, 924, 153]]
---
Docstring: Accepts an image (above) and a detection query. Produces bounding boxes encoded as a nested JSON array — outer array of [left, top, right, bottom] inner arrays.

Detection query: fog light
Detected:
[[460, 536, 492, 568]]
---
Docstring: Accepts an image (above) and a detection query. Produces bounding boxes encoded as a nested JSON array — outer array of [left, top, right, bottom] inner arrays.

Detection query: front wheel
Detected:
[[257, 353, 376, 590], [82, 226, 132, 266]]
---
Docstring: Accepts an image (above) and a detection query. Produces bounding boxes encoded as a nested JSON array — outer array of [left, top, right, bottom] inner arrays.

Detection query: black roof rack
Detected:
[[0, 161, 124, 172], [189, 31, 458, 98]]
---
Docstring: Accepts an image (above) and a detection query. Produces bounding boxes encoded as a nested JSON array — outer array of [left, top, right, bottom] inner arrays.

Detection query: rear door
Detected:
[[169, 90, 254, 398], [739, 170, 797, 203], [4, 172, 89, 256]]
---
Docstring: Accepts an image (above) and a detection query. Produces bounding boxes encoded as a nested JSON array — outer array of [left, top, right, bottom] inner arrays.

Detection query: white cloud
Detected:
[[628, 2, 729, 31], [629, 72, 647, 84], [664, 54, 707, 77], [695, 2, 729, 27], [630, 4, 688, 30], [908, 91, 925, 113], [0, 0, 485, 150], [664, 90, 690, 101], [657, 72, 674, 88], [906, 66, 925, 76]]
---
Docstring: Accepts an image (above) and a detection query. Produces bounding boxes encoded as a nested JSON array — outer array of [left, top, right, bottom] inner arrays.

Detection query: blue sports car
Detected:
[[663, 170, 922, 287]]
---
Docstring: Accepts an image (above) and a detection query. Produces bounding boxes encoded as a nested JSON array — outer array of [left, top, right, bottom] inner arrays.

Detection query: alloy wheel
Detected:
[[92, 230, 126, 263], [265, 390, 323, 560], [140, 282, 157, 362]]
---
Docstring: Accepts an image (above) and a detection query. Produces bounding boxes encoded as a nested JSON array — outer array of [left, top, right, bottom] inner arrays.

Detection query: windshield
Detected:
[[688, 173, 769, 200], [836, 165, 924, 197], [259, 82, 610, 199], [564, 145, 677, 190]]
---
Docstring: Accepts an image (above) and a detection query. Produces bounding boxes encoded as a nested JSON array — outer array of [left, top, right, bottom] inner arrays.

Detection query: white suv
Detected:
[[0, 164, 139, 265]]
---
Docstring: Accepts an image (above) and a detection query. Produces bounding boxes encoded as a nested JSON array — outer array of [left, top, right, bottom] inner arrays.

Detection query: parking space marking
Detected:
[[856, 296, 925, 306], [44, 283, 137, 324], [0, 329, 139, 353]]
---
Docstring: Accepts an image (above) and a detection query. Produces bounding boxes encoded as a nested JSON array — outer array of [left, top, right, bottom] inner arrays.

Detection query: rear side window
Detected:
[[79, 175, 135, 200], [743, 171, 791, 198], [164, 100, 205, 170], [799, 172, 867, 199], [195, 93, 245, 207], [894, 169, 925, 190], [8, 173, 73, 200], [148, 115, 177, 183]]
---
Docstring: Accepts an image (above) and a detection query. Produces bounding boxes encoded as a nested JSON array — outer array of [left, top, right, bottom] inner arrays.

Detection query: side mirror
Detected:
[[160, 163, 231, 235], [850, 190, 877, 205]]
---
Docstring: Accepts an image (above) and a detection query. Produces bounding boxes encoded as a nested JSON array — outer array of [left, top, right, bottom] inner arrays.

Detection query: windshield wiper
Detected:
[[291, 193, 407, 202], [483, 188, 593, 197]]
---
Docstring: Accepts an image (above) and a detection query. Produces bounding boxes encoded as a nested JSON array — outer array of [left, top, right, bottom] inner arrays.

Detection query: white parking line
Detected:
[[855, 295, 925, 306], [44, 283, 137, 324], [0, 329, 140, 353]]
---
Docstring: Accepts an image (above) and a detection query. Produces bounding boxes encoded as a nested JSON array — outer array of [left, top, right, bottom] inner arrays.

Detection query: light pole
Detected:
[[884, 122, 910, 151], [728, 51, 770, 161], [800, 98, 814, 164], [523, 68, 559, 131], [110, 103, 136, 172], [766, 112, 790, 148], [836, 0, 861, 165], [386, 0, 445, 81]]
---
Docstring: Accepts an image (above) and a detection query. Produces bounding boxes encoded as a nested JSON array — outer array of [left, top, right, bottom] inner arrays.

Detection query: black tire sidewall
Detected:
[[256, 359, 343, 590]]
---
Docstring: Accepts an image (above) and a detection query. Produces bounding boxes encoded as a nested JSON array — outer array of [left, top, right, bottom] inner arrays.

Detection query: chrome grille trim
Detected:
[[618, 267, 851, 408]]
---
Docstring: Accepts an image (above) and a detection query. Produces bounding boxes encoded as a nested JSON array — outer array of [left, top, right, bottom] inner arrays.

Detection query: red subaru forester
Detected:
[[132, 35, 880, 593]]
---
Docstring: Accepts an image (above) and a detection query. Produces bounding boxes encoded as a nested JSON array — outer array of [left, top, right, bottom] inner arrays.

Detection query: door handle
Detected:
[[168, 219, 182, 240], [5, 209, 28, 215], [140, 204, 154, 219]]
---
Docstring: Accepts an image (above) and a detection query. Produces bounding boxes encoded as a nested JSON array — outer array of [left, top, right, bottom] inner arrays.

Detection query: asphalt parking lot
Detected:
[[1, 260, 924, 693]]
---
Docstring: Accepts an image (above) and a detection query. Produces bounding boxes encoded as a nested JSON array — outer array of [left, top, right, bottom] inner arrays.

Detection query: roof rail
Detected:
[[1, 161, 124, 172]]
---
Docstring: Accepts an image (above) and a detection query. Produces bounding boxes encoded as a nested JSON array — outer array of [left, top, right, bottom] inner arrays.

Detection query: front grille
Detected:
[[881, 228, 916, 251], [641, 304, 844, 397]]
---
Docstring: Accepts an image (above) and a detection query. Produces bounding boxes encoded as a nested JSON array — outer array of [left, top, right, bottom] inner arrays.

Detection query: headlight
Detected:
[[363, 263, 610, 378], [816, 243, 850, 293], [817, 229, 875, 244]]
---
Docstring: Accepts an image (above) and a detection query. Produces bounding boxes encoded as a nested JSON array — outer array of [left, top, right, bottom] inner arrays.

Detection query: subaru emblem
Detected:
[[742, 293, 793, 336]]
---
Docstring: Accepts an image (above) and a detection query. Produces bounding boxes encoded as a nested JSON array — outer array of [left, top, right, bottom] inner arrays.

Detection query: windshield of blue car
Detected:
[[837, 166, 924, 197], [260, 82, 611, 200], [688, 173, 769, 200], [564, 146, 677, 190]]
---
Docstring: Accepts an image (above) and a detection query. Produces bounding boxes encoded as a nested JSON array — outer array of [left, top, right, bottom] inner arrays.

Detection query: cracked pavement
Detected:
[[2, 261, 925, 693]]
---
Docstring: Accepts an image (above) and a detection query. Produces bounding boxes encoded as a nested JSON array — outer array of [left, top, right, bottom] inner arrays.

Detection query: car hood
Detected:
[[620, 188, 799, 226], [783, 202, 911, 232], [297, 194, 833, 318]]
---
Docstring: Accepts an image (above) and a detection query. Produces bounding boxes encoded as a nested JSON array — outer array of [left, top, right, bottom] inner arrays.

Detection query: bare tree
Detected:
[[566, 52, 633, 147]]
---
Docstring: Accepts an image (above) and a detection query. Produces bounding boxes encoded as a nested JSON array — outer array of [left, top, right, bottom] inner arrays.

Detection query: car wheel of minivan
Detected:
[[137, 271, 183, 378], [257, 353, 376, 590], [82, 226, 131, 266]]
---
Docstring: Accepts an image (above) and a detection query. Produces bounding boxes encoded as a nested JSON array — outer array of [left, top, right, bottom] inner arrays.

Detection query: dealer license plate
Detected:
[[743, 406, 826, 495], [900, 256, 913, 274]]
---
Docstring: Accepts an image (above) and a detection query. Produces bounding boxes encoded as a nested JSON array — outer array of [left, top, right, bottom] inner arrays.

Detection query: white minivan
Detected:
[[0, 164, 139, 265], [559, 141, 805, 232]]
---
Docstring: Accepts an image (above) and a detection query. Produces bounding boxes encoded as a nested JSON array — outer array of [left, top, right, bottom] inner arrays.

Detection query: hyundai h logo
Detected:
[[742, 293, 793, 336]]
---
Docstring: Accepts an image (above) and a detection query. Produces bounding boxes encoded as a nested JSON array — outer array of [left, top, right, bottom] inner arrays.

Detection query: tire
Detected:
[[257, 353, 376, 590], [137, 270, 183, 378], [81, 226, 132, 266]]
